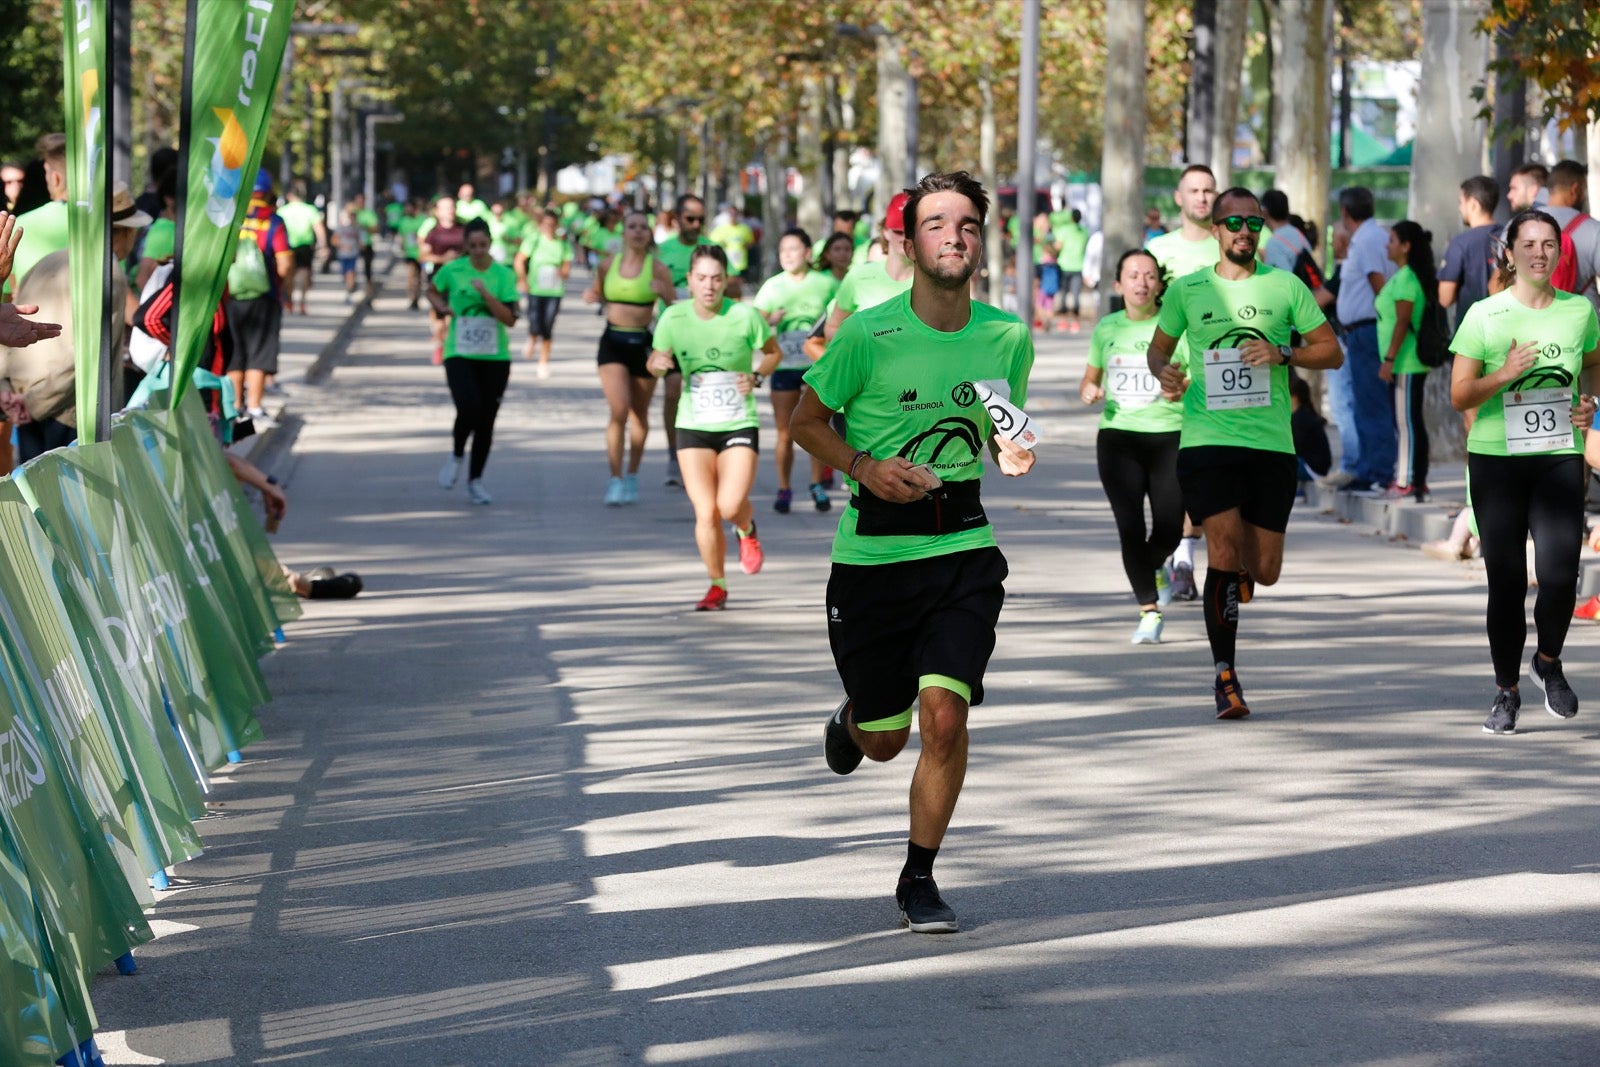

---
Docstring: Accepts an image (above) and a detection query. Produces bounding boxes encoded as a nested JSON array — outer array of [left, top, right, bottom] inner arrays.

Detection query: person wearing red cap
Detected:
[[792, 171, 1037, 934], [821, 190, 916, 342]]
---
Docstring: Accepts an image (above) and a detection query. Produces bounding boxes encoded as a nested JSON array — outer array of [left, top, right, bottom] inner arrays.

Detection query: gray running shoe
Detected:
[[823, 698, 862, 775], [1483, 688, 1521, 734], [1170, 562, 1198, 601], [1529, 654, 1579, 719], [897, 875, 959, 933]]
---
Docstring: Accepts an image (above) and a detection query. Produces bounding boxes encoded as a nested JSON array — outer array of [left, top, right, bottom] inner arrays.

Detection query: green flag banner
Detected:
[[171, 0, 293, 405], [0, 500, 200, 883], [0, 633, 152, 1040], [0, 828, 81, 1066], [63, 0, 113, 441], [0, 479, 208, 832]]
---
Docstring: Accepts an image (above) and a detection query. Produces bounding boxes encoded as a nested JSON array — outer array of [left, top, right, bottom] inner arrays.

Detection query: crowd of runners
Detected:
[[318, 161, 1599, 938]]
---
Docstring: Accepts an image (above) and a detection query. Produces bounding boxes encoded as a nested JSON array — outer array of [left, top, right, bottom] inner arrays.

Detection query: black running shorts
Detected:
[[291, 244, 314, 270], [225, 294, 283, 375], [676, 426, 759, 453], [826, 546, 1008, 727], [1176, 444, 1298, 533], [597, 325, 653, 379]]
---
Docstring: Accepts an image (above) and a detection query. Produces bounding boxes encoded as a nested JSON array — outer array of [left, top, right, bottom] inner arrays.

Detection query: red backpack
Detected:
[[1550, 213, 1589, 293]]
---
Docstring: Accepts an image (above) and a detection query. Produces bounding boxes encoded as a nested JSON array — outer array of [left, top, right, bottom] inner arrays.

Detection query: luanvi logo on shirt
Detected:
[[873, 326, 903, 337]]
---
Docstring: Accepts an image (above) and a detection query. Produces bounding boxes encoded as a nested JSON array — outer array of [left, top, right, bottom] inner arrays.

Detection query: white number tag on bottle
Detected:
[[1203, 348, 1270, 410], [973, 380, 1041, 450], [536, 265, 561, 292], [777, 330, 810, 368], [1107, 354, 1162, 409], [454, 315, 499, 356], [691, 371, 745, 422], [1504, 387, 1572, 454]]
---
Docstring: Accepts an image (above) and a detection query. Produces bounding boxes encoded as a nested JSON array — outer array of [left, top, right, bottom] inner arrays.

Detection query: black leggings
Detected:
[[1468, 451, 1584, 687], [445, 358, 511, 480], [1097, 428, 1184, 606]]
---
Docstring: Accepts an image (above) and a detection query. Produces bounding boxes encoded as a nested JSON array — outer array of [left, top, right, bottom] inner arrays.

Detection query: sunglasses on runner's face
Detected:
[[1219, 215, 1266, 233], [682, 215, 704, 223]]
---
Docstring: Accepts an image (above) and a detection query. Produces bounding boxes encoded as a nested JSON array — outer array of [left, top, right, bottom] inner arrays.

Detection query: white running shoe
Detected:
[[621, 473, 639, 504], [604, 476, 625, 506], [467, 479, 493, 505], [1155, 564, 1174, 608], [438, 455, 464, 489], [1131, 611, 1164, 645]]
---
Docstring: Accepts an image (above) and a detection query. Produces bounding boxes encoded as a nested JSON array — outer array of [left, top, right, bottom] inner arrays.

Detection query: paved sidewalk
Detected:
[[93, 275, 1600, 1065]]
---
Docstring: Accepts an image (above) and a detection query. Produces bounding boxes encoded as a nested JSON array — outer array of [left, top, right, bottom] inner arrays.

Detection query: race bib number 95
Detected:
[[1203, 348, 1270, 410]]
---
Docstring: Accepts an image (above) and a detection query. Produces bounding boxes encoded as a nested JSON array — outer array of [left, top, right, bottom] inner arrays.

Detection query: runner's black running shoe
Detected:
[[1529, 654, 1578, 719], [1171, 562, 1198, 601], [896, 875, 959, 933], [1483, 688, 1520, 734], [823, 698, 862, 775], [1214, 668, 1250, 720]]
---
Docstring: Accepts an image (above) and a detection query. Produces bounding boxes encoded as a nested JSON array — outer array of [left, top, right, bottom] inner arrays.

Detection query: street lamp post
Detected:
[[1015, 0, 1039, 330]]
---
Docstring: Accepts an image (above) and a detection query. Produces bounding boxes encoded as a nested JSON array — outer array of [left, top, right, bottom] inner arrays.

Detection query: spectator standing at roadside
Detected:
[[1542, 160, 1600, 311], [228, 169, 294, 428], [1439, 176, 1500, 328], [10, 134, 69, 292], [2, 163, 24, 213], [1054, 208, 1090, 332], [1506, 163, 1549, 213], [1261, 189, 1333, 310], [1375, 220, 1436, 501], [1325, 186, 1395, 492]]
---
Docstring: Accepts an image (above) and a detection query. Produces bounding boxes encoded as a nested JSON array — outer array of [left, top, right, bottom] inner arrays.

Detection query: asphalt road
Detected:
[[92, 268, 1600, 1066]]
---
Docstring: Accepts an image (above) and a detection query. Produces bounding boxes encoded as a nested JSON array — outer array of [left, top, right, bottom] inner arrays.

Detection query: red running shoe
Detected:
[[696, 584, 728, 611], [431, 343, 444, 365], [738, 524, 764, 575], [1575, 595, 1600, 621]]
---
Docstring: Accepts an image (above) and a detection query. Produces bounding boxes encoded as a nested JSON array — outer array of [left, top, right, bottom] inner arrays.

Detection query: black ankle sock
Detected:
[[1203, 567, 1240, 671], [901, 842, 939, 880]]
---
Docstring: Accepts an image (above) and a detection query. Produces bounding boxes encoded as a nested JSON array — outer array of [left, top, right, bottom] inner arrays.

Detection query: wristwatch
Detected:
[[1277, 345, 1294, 366]]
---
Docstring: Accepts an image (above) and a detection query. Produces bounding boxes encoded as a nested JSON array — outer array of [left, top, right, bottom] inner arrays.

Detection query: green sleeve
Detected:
[[494, 267, 519, 303], [803, 319, 868, 411], [752, 276, 780, 313], [1009, 327, 1035, 409], [1288, 273, 1328, 334], [1156, 287, 1187, 341], [561, 242, 573, 264], [433, 260, 456, 298], [750, 306, 774, 348], [1087, 320, 1111, 369], [1450, 302, 1485, 361], [652, 308, 676, 353], [1584, 307, 1600, 354], [834, 272, 859, 314]]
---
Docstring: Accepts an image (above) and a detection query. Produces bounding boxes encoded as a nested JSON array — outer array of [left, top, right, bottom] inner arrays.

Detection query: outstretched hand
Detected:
[[0, 304, 63, 349], [0, 213, 19, 288]]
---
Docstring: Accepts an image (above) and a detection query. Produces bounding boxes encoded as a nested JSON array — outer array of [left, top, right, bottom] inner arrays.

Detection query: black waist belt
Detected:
[[1343, 317, 1376, 330], [850, 480, 988, 537]]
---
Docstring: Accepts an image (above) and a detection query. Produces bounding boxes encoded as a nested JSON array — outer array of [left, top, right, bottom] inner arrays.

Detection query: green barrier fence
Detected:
[[0, 395, 299, 1065]]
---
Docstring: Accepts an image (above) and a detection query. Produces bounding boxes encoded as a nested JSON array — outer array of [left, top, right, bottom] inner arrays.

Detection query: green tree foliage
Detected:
[[0, 0, 65, 162], [1477, 0, 1600, 130]]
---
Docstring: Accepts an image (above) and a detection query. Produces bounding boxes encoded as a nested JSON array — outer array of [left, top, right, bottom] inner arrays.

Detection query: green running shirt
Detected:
[[519, 232, 573, 297], [1088, 311, 1182, 433], [804, 291, 1035, 566], [753, 269, 840, 368], [653, 298, 773, 433], [656, 234, 716, 291], [1156, 262, 1327, 454], [1454, 288, 1600, 457], [278, 201, 322, 248], [1376, 265, 1427, 376], [434, 258, 520, 361], [1145, 230, 1221, 286]]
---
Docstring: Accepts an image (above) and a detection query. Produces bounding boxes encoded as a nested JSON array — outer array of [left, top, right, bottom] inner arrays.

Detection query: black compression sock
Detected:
[[1203, 567, 1240, 671], [901, 842, 939, 881]]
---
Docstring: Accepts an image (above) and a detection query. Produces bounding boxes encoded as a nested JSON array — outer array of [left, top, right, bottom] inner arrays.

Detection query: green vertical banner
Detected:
[[0, 828, 81, 1066], [62, 0, 112, 441], [171, 0, 293, 405]]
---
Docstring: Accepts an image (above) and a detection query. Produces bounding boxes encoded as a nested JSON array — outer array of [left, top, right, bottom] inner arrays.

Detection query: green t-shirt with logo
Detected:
[[278, 201, 322, 248], [384, 201, 403, 229], [804, 291, 1035, 566], [141, 217, 176, 263], [355, 207, 378, 247], [1454, 288, 1600, 457], [653, 298, 772, 432], [656, 233, 716, 292], [1156, 262, 1327, 454], [1377, 265, 1427, 376], [1146, 230, 1220, 286], [1055, 221, 1089, 272], [1088, 311, 1182, 434], [753, 269, 839, 368], [434, 258, 520, 361], [12, 200, 69, 286], [709, 221, 755, 274], [518, 232, 573, 297], [834, 260, 912, 316], [397, 215, 424, 258]]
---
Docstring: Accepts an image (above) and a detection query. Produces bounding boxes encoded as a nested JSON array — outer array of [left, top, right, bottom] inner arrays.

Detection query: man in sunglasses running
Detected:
[[1144, 187, 1343, 719]]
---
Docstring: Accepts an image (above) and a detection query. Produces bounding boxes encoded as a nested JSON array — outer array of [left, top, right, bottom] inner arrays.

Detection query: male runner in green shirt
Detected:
[[652, 194, 716, 486], [793, 171, 1036, 934], [1145, 187, 1342, 720]]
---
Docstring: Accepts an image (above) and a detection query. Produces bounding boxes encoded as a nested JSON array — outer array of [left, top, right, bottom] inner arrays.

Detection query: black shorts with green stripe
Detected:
[[825, 546, 1007, 730]]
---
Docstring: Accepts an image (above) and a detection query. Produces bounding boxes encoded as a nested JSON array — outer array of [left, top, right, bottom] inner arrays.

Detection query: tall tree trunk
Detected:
[[761, 137, 784, 282], [1211, 0, 1248, 187], [1100, 0, 1146, 316], [797, 76, 825, 238], [1187, 0, 1218, 164], [1274, 0, 1331, 233], [1410, 0, 1489, 461], [981, 67, 1004, 307], [875, 33, 911, 211], [1490, 30, 1526, 217]]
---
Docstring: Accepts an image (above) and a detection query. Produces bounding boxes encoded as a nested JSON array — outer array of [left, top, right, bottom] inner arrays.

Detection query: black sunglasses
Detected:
[[1219, 215, 1266, 233], [682, 214, 704, 223]]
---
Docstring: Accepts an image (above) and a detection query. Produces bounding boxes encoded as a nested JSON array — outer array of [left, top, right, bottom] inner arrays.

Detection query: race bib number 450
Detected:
[[1504, 387, 1572, 454], [1203, 348, 1270, 410], [691, 371, 745, 422], [454, 315, 499, 356]]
